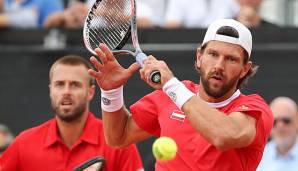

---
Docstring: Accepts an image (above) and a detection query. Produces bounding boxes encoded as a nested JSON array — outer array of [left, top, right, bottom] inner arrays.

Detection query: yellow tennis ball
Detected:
[[152, 137, 177, 161]]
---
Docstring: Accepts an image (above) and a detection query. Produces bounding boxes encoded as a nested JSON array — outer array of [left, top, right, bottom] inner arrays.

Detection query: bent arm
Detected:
[[139, 56, 257, 151], [183, 96, 256, 151], [102, 106, 151, 148]]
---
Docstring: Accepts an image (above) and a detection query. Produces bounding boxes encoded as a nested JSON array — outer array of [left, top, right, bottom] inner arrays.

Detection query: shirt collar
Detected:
[[202, 89, 241, 108], [44, 112, 100, 148], [79, 113, 99, 145]]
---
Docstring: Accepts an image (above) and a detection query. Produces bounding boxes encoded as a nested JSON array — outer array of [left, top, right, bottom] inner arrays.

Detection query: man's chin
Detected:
[[206, 87, 225, 98], [56, 110, 79, 122], [57, 114, 78, 122]]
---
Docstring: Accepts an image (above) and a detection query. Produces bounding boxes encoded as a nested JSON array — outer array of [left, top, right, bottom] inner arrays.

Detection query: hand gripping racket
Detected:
[[83, 0, 161, 83]]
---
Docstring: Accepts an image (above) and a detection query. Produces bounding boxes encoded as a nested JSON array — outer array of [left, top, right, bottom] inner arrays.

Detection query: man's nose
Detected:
[[62, 85, 72, 94], [214, 57, 225, 71]]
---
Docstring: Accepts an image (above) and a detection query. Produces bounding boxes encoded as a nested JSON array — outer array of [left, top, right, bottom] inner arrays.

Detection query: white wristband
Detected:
[[162, 77, 195, 109], [100, 86, 124, 112]]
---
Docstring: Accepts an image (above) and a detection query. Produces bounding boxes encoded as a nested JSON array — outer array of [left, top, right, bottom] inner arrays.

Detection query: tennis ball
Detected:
[[152, 137, 177, 161]]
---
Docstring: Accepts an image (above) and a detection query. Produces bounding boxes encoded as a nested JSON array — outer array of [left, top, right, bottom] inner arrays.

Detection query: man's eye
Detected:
[[227, 56, 237, 62], [71, 82, 81, 88], [55, 82, 64, 87]]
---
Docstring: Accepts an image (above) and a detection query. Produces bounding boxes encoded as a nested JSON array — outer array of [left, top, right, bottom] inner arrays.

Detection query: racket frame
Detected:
[[83, 0, 161, 83]]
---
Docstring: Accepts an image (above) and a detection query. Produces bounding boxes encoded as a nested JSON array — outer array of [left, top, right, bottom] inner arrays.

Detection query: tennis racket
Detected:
[[83, 0, 161, 83], [73, 157, 105, 171]]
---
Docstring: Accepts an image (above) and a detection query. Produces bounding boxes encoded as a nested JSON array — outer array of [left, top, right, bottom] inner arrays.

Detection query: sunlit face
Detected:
[[196, 41, 249, 99], [49, 64, 94, 122], [271, 101, 298, 148]]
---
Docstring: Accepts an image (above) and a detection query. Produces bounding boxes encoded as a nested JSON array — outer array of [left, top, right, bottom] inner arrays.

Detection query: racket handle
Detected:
[[136, 52, 161, 84], [136, 52, 147, 67]]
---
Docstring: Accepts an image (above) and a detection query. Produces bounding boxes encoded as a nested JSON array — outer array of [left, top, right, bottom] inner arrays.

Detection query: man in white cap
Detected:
[[89, 19, 274, 171]]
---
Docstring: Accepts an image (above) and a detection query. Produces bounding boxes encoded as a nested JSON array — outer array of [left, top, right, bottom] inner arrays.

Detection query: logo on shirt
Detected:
[[238, 105, 249, 110], [170, 110, 186, 122]]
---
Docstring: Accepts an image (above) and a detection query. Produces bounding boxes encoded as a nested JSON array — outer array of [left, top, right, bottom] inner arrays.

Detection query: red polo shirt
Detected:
[[130, 80, 273, 171], [0, 113, 143, 171]]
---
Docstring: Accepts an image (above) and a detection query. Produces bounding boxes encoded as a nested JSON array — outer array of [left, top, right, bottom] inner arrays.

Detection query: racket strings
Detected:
[[87, 0, 131, 50], [94, 7, 125, 43]]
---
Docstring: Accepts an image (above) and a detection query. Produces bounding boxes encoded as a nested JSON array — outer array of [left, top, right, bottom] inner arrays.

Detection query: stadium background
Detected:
[[1, 27, 298, 170]]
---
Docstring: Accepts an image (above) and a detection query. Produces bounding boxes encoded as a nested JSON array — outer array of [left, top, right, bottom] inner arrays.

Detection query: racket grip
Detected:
[[136, 52, 147, 67], [136, 52, 161, 84]]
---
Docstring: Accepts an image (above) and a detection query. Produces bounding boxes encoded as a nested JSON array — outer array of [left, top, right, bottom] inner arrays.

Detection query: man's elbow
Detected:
[[104, 135, 129, 148]]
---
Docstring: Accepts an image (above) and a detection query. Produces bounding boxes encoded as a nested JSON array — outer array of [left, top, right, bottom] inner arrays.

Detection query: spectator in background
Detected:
[[0, 124, 14, 157], [236, 0, 277, 28], [0, 0, 63, 28], [0, 55, 143, 171], [257, 96, 298, 171], [165, 0, 240, 28], [44, 0, 88, 29], [45, 0, 167, 29]]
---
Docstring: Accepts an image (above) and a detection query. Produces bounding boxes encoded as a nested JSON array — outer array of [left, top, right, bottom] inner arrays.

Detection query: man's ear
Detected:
[[88, 85, 96, 101], [240, 61, 252, 78], [196, 48, 203, 69], [49, 84, 52, 98]]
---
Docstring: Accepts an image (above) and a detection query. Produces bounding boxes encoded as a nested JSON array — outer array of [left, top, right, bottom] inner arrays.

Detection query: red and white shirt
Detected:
[[131, 80, 273, 171]]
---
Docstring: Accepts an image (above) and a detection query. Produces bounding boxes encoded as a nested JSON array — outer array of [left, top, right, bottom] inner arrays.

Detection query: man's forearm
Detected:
[[102, 107, 131, 147]]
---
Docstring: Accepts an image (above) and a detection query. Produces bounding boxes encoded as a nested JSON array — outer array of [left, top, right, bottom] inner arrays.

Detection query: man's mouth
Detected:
[[211, 75, 223, 81], [60, 98, 73, 106]]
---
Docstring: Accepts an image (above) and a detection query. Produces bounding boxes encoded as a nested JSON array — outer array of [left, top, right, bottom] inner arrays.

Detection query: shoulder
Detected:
[[16, 120, 53, 142], [235, 94, 274, 143], [239, 93, 266, 101], [230, 93, 273, 129], [236, 94, 270, 109]]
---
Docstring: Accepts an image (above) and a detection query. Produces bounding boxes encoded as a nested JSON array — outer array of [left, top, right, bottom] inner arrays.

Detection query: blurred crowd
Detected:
[[0, 0, 289, 29]]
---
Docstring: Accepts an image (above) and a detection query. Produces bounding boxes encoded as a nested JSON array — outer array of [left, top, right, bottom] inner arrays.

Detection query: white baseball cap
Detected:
[[202, 19, 252, 57]]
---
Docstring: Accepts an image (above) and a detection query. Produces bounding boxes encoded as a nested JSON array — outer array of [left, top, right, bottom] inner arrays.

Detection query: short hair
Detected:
[[49, 55, 95, 86], [216, 26, 239, 38], [196, 26, 259, 89]]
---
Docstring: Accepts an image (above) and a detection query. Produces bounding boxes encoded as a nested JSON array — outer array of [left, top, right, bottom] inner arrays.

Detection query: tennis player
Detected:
[[89, 19, 274, 171], [0, 55, 143, 171]]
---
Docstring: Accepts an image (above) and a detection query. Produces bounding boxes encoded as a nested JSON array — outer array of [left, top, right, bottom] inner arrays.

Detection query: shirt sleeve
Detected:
[[130, 90, 164, 137], [231, 95, 274, 144], [0, 137, 20, 171]]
